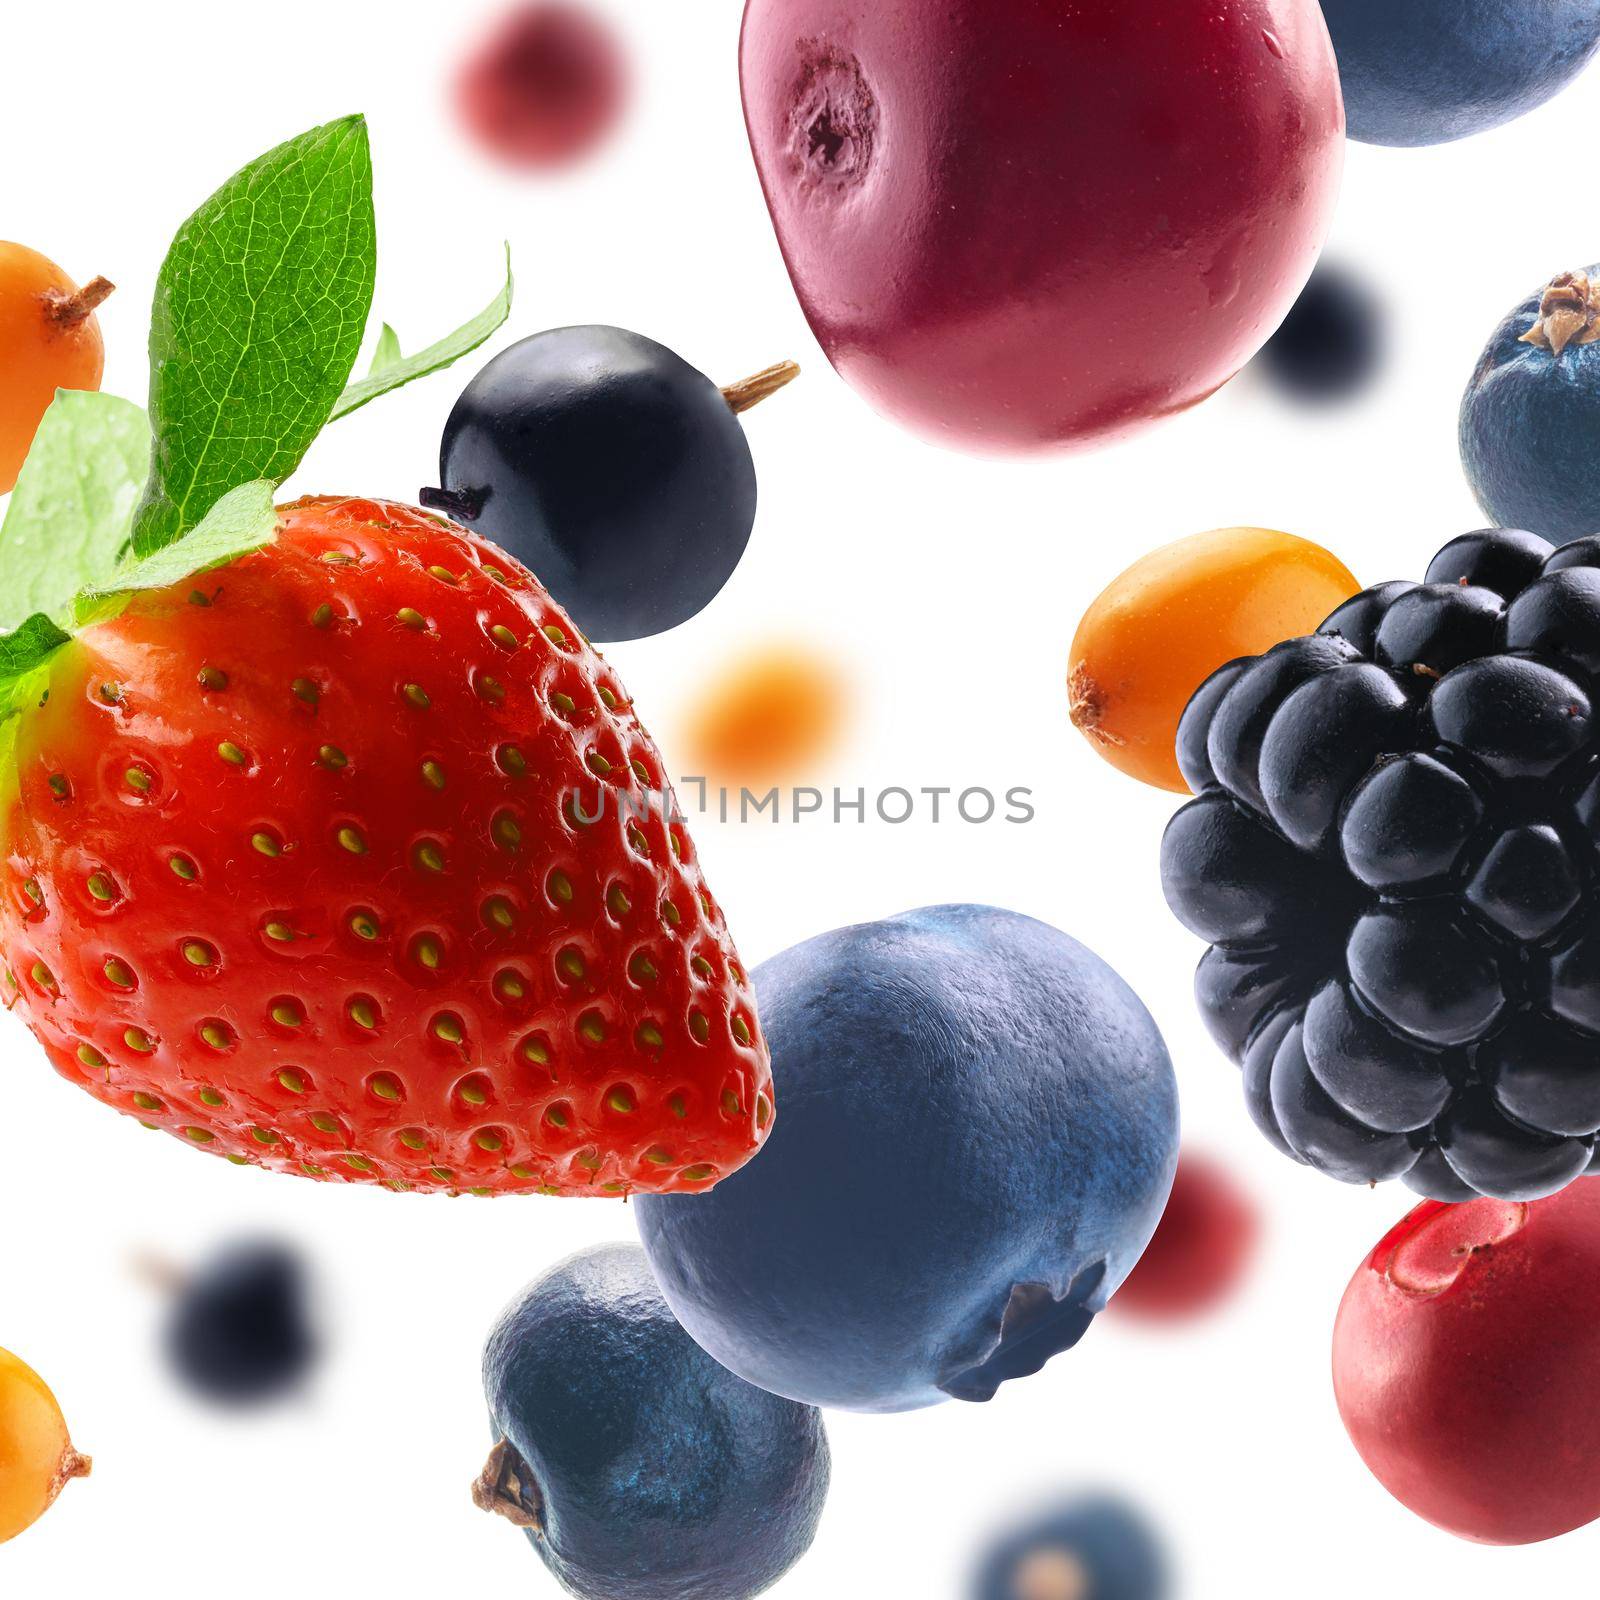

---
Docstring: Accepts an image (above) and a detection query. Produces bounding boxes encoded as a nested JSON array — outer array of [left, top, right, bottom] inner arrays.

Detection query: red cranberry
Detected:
[[456, 3, 627, 171], [1111, 1151, 1259, 1321], [1333, 1184, 1600, 1544], [739, 0, 1344, 454]]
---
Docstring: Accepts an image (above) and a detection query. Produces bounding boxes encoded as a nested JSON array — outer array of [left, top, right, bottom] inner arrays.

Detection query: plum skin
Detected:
[[1333, 1186, 1600, 1544], [636, 905, 1179, 1414], [739, 0, 1344, 455]]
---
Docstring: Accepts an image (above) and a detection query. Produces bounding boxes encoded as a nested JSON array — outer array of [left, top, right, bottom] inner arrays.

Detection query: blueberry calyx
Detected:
[[719, 359, 801, 415], [419, 484, 486, 523], [472, 1437, 545, 1533], [1519, 271, 1600, 359], [937, 1260, 1107, 1404]]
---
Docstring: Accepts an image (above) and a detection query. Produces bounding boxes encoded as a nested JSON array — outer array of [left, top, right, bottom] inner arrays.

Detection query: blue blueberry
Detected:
[[1256, 262, 1385, 403], [1320, 0, 1600, 147], [164, 1240, 318, 1406], [1461, 268, 1600, 542], [969, 1495, 1169, 1600], [635, 906, 1178, 1414], [477, 1244, 828, 1600], [423, 327, 793, 641]]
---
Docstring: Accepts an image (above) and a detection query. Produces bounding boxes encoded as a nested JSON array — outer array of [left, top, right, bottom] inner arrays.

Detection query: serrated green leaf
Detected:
[[331, 245, 514, 421], [367, 323, 403, 377], [0, 613, 74, 723], [0, 391, 150, 632], [79, 481, 280, 620], [131, 114, 377, 559]]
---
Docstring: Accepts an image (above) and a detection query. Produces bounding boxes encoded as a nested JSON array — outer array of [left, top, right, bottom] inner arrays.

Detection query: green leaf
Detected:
[[131, 114, 377, 559], [367, 323, 403, 377], [0, 613, 74, 723], [79, 481, 280, 620], [0, 391, 150, 632], [331, 245, 514, 420]]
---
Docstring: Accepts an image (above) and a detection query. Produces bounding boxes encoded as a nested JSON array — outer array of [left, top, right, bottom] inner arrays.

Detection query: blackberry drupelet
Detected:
[[1164, 527, 1600, 1202]]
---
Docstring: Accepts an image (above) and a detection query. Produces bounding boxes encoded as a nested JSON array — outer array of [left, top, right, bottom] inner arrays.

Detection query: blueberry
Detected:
[[164, 1240, 318, 1406], [1461, 267, 1600, 543], [1319, 0, 1600, 147], [1256, 261, 1385, 403], [1373, 583, 1504, 676], [969, 1494, 1169, 1600], [423, 327, 795, 641], [1504, 569, 1600, 678], [634, 906, 1178, 1413], [1258, 664, 1416, 850], [1425, 528, 1553, 597], [477, 1244, 828, 1600], [1319, 581, 1416, 655], [1269, 1023, 1422, 1184], [1429, 656, 1591, 778], [1340, 753, 1484, 892], [1301, 981, 1453, 1134], [1347, 905, 1506, 1047]]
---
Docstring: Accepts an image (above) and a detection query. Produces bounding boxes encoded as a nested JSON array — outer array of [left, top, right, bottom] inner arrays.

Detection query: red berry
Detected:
[[740, 0, 1344, 454], [0, 497, 771, 1198], [1110, 1150, 1259, 1321], [1333, 1185, 1600, 1543], [455, 3, 628, 171]]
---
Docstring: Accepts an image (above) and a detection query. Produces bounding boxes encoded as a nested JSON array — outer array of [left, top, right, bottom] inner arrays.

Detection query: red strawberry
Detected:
[[0, 496, 772, 1196]]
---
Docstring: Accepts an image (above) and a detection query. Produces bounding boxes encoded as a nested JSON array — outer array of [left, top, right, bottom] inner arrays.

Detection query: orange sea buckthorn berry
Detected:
[[681, 645, 848, 789], [1069, 527, 1360, 794], [0, 1345, 91, 1544], [0, 243, 114, 494]]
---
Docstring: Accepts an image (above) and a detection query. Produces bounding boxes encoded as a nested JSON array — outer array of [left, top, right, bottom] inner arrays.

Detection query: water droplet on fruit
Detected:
[[1261, 29, 1284, 59]]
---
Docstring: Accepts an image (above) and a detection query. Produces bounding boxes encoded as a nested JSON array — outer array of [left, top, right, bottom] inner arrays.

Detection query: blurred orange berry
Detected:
[[0, 243, 112, 494], [0, 1345, 90, 1544], [1069, 527, 1359, 793], [682, 645, 848, 789]]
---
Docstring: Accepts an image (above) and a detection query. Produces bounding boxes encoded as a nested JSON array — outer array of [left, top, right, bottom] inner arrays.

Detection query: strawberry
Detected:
[[0, 496, 772, 1196]]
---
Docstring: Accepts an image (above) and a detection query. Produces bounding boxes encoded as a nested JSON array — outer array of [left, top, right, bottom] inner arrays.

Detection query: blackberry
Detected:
[[1162, 527, 1600, 1202]]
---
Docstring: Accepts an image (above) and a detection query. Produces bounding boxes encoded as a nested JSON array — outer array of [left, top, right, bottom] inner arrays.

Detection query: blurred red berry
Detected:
[[1111, 1151, 1258, 1322], [1334, 1186, 1600, 1544], [456, 3, 628, 170]]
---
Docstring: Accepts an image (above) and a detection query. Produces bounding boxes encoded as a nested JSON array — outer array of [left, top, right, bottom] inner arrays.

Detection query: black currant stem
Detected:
[[45, 275, 115, 328], [419, 485, 486, 523], [722, 360, 801, 415]]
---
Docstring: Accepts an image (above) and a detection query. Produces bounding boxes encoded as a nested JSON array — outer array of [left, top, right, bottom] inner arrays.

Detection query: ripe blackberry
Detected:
[[1163, 527, 1600, 1202]]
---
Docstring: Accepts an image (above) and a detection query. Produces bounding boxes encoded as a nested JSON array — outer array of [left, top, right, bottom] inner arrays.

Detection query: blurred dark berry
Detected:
[[1257, 263, 1385, 404]]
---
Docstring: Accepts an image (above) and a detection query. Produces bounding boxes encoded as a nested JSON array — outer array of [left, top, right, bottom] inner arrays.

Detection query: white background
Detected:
[[3, 2, 1598, 1594]]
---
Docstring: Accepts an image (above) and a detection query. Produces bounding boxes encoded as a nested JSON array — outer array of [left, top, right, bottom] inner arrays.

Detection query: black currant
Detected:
[[423, 326, 797, 641], [1256, 261, 1385, 403], [165, 1240, 319, 1405]]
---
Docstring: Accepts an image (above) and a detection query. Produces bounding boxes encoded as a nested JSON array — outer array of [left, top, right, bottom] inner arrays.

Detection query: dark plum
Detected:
[[424, 327, 796, 641], [1256, 261, 1385, 403], [1162, 529, 1600, 1199], [164, 1240, 318, 1406]]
